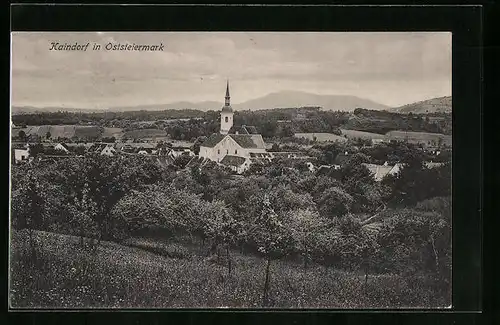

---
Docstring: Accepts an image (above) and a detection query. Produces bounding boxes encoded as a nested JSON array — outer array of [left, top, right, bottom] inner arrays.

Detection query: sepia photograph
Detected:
[[9, 31, 452, 309]]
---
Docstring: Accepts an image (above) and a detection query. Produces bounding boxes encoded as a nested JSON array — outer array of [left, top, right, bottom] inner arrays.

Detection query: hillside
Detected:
[[393, 96, 452, 114], [10, 229, 447, 308], [233, 91, 389, 111]]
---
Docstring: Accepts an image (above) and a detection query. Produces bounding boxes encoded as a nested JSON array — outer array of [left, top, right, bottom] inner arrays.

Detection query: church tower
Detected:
[[220, 80, 233, 135]]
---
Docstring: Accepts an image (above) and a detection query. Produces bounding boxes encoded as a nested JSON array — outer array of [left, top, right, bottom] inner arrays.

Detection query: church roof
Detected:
[[200, 133, 225, 148], [221, 105, 233, 113], [200, 133, 266, 149], [229, 134, 265, 148], [229, 125, 259, 135], [220, 155, 246, 167]]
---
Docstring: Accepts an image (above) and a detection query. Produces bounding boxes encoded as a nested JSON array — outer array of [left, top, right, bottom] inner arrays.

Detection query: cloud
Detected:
[[11, 32, 451, 108]]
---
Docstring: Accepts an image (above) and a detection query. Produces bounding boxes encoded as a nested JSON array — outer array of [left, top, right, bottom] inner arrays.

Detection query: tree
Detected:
[[28, 143, 44, 158], [317, 187, 353, 219], [377, 208, 451, 284], [334, 214, 381, 287], [11, 170, 60, 264], [74, 146, 86, 156], [68, 182, 99, 247], [250, 194, 294, 306], [192, 136, 206, 155], [173, 155, 193, 169], [288, 209, 326, 270], [18, 130, 26, 141], [203, 200, 238, 276]]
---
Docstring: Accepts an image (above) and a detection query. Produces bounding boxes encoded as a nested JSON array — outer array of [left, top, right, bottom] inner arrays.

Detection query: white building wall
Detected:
[[220, 112, 234, 135], [200, 136, 247, 162], [14, 149, 29, 162], [200, 135, 268, 163]]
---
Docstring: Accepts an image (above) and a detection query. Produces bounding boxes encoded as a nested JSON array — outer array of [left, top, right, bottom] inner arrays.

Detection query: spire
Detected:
[[225, 80, 230, 106]]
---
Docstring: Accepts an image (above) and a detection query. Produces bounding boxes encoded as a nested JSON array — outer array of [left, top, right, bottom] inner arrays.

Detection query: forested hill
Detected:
[[393, 96, 452, 114]]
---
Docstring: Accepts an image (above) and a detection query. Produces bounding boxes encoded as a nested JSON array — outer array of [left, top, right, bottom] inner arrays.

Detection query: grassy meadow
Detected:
[[10, 229, 449, 309]]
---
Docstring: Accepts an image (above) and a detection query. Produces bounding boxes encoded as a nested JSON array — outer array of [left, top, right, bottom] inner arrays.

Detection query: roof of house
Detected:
[[11, 142, 28, 149], [220, 155, 246, 167], [250, 152, 273, 158], [156, 155, 175, 166], [362, 163, 394, 181], [57, 143, 70, 151], [114, 142, 156, 149], [65, 143, 94, 148]]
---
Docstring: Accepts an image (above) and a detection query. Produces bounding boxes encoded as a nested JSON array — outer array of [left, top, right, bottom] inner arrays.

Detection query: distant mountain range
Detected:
[[392, 96, 452, 114], [11, 91, 451, 115], [11, 106, 110, 115], [11, 91, 390, 114]]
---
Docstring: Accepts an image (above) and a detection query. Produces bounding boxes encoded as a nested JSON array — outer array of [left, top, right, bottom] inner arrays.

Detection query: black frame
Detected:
[[7, 3, 484, 324]]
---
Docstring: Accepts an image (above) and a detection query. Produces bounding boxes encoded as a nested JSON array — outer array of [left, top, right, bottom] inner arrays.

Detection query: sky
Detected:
[[11, 32, 451, 109]]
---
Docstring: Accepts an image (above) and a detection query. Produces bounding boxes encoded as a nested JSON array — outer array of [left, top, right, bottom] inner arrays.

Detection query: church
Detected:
[[199, 81, 270, 173]]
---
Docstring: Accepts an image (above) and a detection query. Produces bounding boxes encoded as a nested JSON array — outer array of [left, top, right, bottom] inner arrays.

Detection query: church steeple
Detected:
[[220, 80, 233, 135], [225, 80, 230, 106]]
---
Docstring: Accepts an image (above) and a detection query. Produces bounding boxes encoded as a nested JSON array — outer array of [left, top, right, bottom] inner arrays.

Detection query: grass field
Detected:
[[294, 133, 347, 143], [339, 129, 386, 140], [102, 128, 125, 139], [9, 229, 449, 309], [20, 125, 104, 139], [123, 129, 168, 139]]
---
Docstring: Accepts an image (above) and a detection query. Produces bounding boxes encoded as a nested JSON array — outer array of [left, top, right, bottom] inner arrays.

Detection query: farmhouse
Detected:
[[199, 81, 268, 172]]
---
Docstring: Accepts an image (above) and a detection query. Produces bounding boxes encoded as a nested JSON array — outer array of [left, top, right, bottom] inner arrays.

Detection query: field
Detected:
[[19, 125, 104, 139], [122, 128, 168, 139], [340, 129, 386, 140], [10, 229, 449, 309], [102, 127, 125, 139], [294, 133, 347, 143]]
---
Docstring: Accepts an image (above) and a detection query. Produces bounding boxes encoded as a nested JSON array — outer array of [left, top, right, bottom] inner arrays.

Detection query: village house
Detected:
[[332, 152, 350, 169], [53, 143, 70, 153], [219, 155, 252, 174], [101, 144, 116, 156], [362, 162, 402, 181], [169, 146, 195, 158], [12, 148, 30, 164]]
